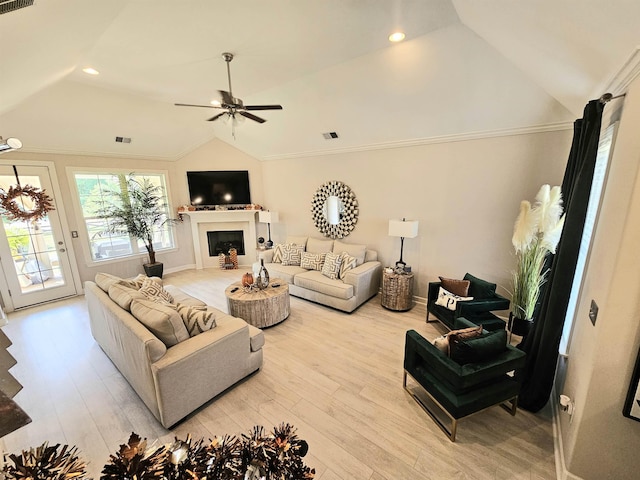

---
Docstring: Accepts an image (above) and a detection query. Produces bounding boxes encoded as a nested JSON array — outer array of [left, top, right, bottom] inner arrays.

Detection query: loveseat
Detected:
[[85, 273, 264, 428], [259, 236, 382, 313]]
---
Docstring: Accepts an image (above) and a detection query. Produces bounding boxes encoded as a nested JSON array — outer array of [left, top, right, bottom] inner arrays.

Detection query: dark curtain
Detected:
[[518, 99, 605, 412]]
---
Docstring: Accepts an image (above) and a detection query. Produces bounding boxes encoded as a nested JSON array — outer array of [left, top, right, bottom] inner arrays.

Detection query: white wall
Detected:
[[260, 129, 571, 300], [557, 77, 640, 480]]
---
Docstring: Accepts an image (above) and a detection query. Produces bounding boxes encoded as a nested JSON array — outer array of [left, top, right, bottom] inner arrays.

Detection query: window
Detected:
[[72, 171, 175, 262]]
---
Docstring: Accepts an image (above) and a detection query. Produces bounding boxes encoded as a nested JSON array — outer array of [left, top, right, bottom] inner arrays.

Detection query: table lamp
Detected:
[[388, 218, 419, 270], [258, 210, 279, 248]]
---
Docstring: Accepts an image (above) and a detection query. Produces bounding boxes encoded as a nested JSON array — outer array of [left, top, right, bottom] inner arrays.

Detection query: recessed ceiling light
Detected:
[[82, 67, 100, 75], [210, 99, 221, 106], [389, 32, 406, 43]]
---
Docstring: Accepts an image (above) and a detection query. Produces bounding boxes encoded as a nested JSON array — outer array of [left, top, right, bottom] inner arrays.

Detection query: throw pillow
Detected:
[[432, 335, 450, 355], [439, 277, 470, 297], [130, 299, 189, 347], [339, 251, 357, 279], [272, 243, 284, 263], [321, 252, 343, 280], [434, 287, 473, 311], [300, 252, 326, 271], [333, 240, 366, 265], [139, 277, 174, 304], [463, 273, 497, 299], [306, 237, 334, 254], [450, 329, 508, 365], [176, 303, 216, 337], [281, 244, 305, 266]]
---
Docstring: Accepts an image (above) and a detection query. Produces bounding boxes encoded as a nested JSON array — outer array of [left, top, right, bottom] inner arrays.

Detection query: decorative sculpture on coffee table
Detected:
[[256, 259, 270, 290]]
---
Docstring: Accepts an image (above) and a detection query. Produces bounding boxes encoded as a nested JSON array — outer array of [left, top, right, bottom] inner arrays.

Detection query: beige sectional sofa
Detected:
[[259, 236, 382, 313], [85, 274, 264, 428]]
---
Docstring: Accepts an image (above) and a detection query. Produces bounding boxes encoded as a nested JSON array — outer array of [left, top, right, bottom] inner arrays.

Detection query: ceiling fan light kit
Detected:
[[175, 52, 282, 137]]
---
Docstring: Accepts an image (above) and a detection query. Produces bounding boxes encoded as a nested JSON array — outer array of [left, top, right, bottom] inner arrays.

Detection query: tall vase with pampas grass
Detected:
[[509, 184, 565, 337]]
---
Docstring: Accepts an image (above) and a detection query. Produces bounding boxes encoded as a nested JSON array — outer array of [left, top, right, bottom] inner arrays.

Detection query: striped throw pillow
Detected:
[[339, 252, 357, 279], [176, 303, 216, 336]]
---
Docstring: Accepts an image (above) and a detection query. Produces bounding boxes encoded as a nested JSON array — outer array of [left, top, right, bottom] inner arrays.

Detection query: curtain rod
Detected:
[[599, 92, 626, 104]]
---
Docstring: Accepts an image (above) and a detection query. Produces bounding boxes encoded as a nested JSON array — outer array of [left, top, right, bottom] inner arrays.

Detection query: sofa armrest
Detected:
[[259, 249, 275, 263], [428, 282, 442, 303], [151, 315, 254, 427], [456, 295, 510, 317], [404, 330, 525, 392], [343, 261, 382, 303]]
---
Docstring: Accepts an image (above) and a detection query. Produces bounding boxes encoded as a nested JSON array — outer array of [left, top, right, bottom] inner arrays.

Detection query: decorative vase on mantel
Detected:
[[256, 258, 270, 290], [508, 312, 533, 337]]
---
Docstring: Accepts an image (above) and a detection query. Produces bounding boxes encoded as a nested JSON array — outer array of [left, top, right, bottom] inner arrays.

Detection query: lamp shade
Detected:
[[259, 211, 279, 223], [388, 219, 419, 238]]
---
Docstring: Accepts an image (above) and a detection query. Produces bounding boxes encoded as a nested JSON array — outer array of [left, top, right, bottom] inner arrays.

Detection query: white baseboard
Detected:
[[551, 385, 584, 480]]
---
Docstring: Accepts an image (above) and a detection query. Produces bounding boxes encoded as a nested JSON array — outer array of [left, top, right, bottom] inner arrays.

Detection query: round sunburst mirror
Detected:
[[311, 181, 358, 239]]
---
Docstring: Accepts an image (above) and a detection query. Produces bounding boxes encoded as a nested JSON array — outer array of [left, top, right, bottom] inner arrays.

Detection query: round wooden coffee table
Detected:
[[225, 278, 290, 328]]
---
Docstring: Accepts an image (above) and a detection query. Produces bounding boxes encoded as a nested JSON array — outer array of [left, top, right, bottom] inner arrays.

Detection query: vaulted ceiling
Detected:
[[1, 0, 638, 161]]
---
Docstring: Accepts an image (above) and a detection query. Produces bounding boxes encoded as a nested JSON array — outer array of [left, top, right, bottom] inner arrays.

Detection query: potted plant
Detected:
[[509, 184, 565, 336], [96, 174, 178, 278]]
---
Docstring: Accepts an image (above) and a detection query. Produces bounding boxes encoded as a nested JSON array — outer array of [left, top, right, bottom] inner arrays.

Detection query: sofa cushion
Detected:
[[294, 270, 354, 300], [285, 236, 308, 248], [307, 237, 334, 253], [434, 286, 473, 310], [163, 285, 207, 307], [139, 277, 174, 304], [281, 244, 305, 266], [95, 272, 124, 292], [449, 329, 508, 365], [338, 252, 357, 279], [300, 252, 326, 271], [321, 252, 343, 280], [264, 263, 307, 284], [439, 277, 471, 297], [130, 299, 190, 347], [333, 240, 366, 265], [108, 282, 146, 310], [464, 273, 497, 299], [176, 303, 216, 337]]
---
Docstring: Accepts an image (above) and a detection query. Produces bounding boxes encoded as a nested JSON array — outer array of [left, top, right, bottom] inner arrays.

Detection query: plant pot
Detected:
[[508, 313, 533, 337], [143, 262, 164, 278]]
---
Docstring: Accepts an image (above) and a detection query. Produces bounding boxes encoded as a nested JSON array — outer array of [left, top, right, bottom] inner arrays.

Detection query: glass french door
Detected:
[[0, 165, 78, 309]]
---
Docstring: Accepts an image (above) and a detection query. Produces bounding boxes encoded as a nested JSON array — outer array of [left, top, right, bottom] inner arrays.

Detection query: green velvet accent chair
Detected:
[[426, 273, 510, 331], [403, 321, 526, 442]]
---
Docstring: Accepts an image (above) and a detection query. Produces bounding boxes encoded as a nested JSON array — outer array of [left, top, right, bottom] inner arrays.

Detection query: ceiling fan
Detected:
[[175, 52, 283, 125]]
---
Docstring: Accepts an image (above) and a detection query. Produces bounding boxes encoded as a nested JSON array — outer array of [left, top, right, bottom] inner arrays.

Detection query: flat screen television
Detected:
[[187, 170, 251, 207]]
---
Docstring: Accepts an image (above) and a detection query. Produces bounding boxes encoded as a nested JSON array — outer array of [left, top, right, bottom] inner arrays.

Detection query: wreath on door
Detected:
[[0, 184, 55, 221]]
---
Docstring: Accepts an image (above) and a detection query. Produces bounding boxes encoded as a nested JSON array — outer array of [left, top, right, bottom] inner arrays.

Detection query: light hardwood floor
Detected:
[[0, 269, 557, 479]]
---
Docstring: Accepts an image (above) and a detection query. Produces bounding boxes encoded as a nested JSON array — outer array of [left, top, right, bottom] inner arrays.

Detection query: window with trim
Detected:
[[73, 172, 175, 262]]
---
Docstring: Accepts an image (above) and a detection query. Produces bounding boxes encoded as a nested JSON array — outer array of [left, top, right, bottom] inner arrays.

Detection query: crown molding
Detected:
[[604, 46, 640, 95], [261, 122, 574, 161]]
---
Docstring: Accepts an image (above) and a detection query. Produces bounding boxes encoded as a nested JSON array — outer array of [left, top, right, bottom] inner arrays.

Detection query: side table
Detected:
[[381, 271, 414, 311]]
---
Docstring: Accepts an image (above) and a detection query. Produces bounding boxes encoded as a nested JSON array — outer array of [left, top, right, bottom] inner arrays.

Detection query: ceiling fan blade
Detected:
[[239, 111, 266, 123], [207, 112, 227, 122], [244, 105, 283, 111], [175, 103, 217, 108], [218, 90, 235, 106]]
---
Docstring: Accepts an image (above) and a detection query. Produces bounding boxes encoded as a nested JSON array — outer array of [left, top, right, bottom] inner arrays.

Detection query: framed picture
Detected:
[[623, 347, 640, 421]]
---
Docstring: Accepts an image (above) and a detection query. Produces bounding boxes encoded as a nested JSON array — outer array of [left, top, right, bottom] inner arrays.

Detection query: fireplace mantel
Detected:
[[183, 210, 259, 269]]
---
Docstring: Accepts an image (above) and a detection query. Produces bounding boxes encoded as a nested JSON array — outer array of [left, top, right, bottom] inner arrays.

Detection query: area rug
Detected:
[[0, 388, 31, 437]]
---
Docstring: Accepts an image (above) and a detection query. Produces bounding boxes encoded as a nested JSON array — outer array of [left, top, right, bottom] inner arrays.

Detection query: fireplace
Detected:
[[207, 230, 245, 256]]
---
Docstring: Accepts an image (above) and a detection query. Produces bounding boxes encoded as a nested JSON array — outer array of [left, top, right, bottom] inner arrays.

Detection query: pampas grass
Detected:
[[510, 185, 564, 320]]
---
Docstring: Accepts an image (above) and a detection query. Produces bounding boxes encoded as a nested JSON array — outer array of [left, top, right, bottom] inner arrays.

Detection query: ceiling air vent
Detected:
[[322, 132, 339, 140], [0, 0, 35, 15], [115, 137, 132, 144]]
